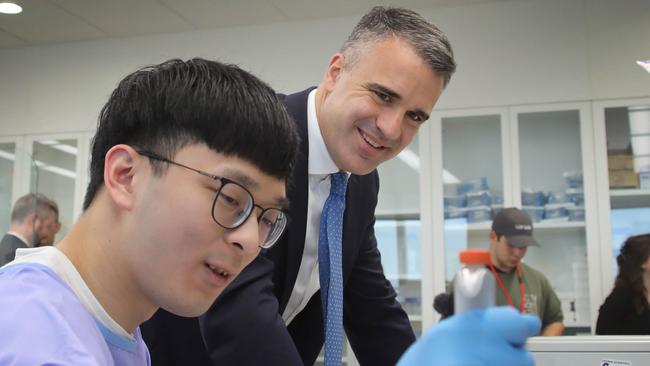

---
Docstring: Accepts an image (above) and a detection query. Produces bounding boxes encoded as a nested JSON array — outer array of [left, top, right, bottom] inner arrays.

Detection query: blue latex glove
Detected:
[[397, 307, 541, 366]]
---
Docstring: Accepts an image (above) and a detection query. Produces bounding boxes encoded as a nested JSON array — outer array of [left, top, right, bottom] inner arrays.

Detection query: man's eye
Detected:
[[407, 111, 423, 123], [261, 217, 274, 227], [219, 193, 239, 207], [373, 90, 392, 103]]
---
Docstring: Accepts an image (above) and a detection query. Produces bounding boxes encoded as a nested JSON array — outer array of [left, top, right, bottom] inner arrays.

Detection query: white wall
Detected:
[[0, 0, 648, 138], [2, 0, 648, 217]]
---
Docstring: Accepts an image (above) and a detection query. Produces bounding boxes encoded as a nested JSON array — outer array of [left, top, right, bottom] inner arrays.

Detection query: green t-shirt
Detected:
[[490, 262, 563, 328], [448, 262, 563, 328]]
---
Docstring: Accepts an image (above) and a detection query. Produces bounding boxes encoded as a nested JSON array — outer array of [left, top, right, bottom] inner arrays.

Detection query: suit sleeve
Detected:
[[199, 255, 304, 365], [343, 173, 416, 365]]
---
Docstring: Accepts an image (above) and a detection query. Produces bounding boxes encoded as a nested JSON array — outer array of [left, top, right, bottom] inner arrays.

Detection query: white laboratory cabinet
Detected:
[[528, 336, 650, 365], [419, 102, 608, 333]]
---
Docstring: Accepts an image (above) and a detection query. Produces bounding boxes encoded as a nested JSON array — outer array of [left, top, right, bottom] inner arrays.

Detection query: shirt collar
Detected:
[[307, 89, 340, 176]]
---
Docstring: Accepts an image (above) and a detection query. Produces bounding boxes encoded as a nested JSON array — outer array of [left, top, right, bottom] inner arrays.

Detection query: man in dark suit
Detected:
[[0, 193, 60, 266], [143, 6, 455, 365]]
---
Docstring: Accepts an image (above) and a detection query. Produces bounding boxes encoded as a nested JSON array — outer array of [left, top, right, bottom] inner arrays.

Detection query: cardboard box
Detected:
[[608, 154, 634, 170], [609, 170, 638, 188]]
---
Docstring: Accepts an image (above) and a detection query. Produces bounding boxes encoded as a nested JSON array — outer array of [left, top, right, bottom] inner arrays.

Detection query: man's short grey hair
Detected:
[[11, 193, 59, 223], [340, 6, 456, 87]]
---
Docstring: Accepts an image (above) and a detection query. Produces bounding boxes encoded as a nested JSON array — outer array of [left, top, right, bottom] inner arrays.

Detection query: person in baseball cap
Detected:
[[491, 207, 540, 248], [488, 207, 565, 336]]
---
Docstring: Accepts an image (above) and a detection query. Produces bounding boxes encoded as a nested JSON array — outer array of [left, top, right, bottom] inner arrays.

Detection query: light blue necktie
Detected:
[[319, 172, 348, 366]]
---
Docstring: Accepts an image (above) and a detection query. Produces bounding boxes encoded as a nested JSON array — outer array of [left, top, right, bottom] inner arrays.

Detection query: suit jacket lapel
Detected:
[[277, 88, 314, 310]]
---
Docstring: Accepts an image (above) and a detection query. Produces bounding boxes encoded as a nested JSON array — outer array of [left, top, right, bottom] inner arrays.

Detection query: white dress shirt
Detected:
[[282, 89, 341, 325]]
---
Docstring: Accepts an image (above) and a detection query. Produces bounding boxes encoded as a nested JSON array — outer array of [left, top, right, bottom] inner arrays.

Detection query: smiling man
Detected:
[[199, 6, 454, 365], [0, 58, 299, 365]]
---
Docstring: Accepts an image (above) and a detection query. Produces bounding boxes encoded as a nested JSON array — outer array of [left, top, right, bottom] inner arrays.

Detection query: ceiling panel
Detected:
[[0, 0, 106, 44], [267, 0, 385, 21], [160, 0, 287, 29], [52, 0, 195, 37], [0, 28, 25, 48], [268, 0, 509, 21], [0, 0, 518, 50]]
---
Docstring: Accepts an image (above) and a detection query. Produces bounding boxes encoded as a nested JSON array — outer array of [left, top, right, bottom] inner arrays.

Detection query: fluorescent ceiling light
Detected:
[[442, 170, 461, 184], [0, 2, 22, 14], [33, 160, 76, 179], [637, 60, 650, 74], [37, 140, 78, 155], [0, 150, 75, 179], [397, 149, 420, 170], [0, 150, 15, 161], [396, 148, 461, 184]]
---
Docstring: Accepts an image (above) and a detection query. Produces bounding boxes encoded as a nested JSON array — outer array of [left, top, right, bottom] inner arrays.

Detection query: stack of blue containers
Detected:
[[521, 171, 585, 223], [444, 177, 503, 223]]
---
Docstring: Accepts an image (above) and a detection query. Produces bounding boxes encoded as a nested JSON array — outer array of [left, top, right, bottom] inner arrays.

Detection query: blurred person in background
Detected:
[[437, 207, 564, 336], [596, 234, 650, 335], [0, 193, 59, 266]]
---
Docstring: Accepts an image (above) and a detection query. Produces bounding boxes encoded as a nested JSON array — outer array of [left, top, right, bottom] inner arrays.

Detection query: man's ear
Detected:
[[323, 53, 345, 90], [103, 145, 142, 211], [488, 230, 498, 246]]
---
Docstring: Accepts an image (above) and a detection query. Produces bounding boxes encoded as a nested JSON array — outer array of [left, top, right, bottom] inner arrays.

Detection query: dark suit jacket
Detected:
[[141, 88, 415, 366], [0, 233, 28, 267]]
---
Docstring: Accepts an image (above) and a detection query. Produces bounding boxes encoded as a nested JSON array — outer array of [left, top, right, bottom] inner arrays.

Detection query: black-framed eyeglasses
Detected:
[[137, 150, 288, 249]]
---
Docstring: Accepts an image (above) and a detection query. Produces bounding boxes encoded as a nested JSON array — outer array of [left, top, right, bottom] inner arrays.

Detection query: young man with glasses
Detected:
[[0, 58, 299, 365]]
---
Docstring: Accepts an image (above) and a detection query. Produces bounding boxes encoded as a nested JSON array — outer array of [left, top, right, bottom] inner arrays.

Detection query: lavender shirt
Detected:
[[0, 262, 150, 365]]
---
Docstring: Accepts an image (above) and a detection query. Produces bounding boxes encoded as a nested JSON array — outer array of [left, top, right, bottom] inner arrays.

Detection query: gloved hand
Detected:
[[397, 306, 541, 366]]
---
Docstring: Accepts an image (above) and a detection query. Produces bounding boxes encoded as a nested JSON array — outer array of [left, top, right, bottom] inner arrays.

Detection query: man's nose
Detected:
[[228, 213, 261, 255], [376, 109, 403, 142]]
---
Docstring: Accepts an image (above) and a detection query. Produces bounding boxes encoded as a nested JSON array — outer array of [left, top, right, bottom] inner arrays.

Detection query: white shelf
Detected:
[[535, 221, 586, 229], [610, 188, 650, 196], [408, 315, 423, 322], [460, 221, 585, 231], [610, 188, 650, 209]]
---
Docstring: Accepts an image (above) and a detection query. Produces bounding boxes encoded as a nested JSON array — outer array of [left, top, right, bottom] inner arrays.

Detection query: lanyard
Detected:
[[489, 264, 525, 313]]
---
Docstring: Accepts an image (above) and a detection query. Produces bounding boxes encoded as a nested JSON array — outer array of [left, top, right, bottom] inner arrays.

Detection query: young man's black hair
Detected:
[[85, 58, 299, 209]]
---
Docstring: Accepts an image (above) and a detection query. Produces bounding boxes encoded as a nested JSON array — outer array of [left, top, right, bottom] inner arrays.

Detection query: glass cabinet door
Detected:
[[376, 138, 423, 337], [440, 113, 506, 286], [594, 99, 650, 287], [29, 137, 80, 243], [515, 106, 592, 331], [0, 141, 17, 234]]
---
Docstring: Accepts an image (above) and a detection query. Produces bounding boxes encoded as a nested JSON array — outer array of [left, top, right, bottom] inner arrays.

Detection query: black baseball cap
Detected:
[[491, 207, 540, 247]]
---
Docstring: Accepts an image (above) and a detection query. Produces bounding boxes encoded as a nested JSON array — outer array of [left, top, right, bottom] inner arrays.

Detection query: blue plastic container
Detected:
[[544, 203, 571, 220], [458, 177, 489, 195], [522, 206, 544, 223], [563, 171, 583, 188], [566, 188, 584, 206], [466, 190, 491, 207], [547, 191, 570, 204], [444, 195, 466, 208], [567, 206, 585, 221], [445, 207, 467, 219], [521, 189, 546, 206], [467, 206, 492, 223]]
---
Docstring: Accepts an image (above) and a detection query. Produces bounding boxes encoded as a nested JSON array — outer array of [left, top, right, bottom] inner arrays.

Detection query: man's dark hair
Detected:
[[340, 6, 456, 87], [84, 58, 299, 210]]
